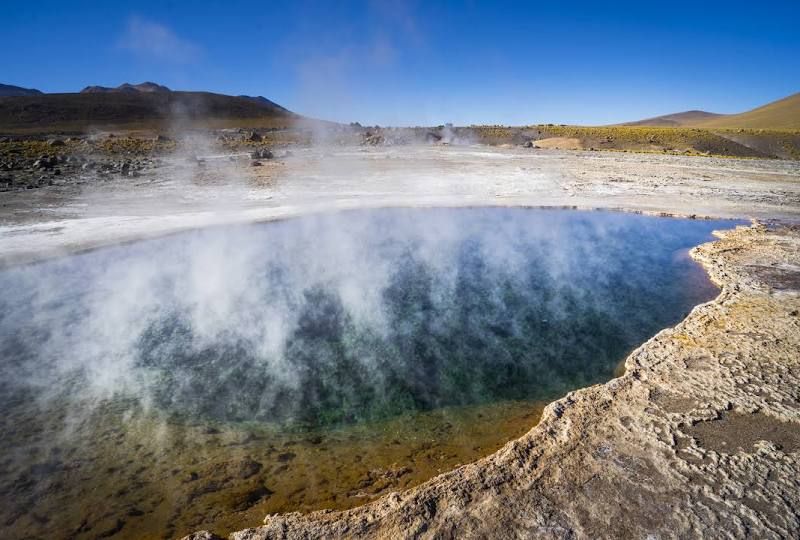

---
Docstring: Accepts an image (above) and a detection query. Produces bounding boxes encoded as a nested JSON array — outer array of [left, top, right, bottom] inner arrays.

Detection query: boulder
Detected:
[[33, 156, 56, 169], [424, 131, 442, 143], [250, 149, 273, 159], [363, 132, 388, 146]]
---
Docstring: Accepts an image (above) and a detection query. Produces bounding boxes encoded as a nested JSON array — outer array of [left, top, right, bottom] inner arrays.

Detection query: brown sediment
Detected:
[[0, 394, 545, 539], [210, 222, 800, 539], [184, 400, 546, 537]]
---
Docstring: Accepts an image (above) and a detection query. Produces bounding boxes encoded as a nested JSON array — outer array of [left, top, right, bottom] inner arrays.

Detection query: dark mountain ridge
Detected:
[[0, 89, 297, 133], [80, 82, 171, 94], [0, 83, 44, 97]]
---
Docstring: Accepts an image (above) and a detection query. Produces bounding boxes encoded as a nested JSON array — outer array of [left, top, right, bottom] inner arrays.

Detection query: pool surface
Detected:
[[0, 208, 741, 538]]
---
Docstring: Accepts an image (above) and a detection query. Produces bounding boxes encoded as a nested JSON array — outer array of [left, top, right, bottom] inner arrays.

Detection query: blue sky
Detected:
[[3, 0, 799, 125]]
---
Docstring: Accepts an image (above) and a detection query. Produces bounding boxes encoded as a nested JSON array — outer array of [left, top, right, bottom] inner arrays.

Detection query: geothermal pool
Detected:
[[0, 208, 738, 539]]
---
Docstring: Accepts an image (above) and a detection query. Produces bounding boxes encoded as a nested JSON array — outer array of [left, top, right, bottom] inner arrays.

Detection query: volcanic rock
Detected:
[[250, 149, 273, 159]]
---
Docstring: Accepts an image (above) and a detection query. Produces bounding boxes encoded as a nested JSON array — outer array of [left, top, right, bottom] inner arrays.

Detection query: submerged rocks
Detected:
[[234, 458, 263, 480]]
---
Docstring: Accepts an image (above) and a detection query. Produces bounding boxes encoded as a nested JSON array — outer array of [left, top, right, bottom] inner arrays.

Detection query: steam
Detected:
[[0, 204, 734, 538], [118, 16, 201, 64], [0, 209, 725, 430]]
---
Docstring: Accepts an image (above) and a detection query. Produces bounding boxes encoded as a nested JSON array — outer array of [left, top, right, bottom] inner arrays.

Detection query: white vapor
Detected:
[[118, 16, 201, 63]]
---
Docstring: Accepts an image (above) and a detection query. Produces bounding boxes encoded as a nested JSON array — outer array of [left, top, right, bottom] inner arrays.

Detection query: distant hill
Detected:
[[695, 92, 800, 129], [623, 110, 723, 127], [81, 82, 171, 94], [0, 90, 298, 133], [622, 92, 800, 129], [0, 83, 44, 97]]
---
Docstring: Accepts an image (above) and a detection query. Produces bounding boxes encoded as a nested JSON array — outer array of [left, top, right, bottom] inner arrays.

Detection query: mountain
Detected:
[[695, 92, 800, 129], [0, 90, 297, 133], [623, 110, 723, 127], [80, 82, 171, 94], [622, 92, 800, 129], [0, 83, 44, 97]]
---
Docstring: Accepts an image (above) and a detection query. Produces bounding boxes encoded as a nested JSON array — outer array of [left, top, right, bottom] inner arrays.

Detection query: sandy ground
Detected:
[[1, 144, 799, 538], [1, 145, 799, 266]]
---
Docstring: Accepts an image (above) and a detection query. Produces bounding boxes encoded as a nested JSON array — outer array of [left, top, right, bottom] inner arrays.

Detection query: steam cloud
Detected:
[[118, 16, 201, 64], [0, 208, 725, 431], [0, 203, 736, 539]]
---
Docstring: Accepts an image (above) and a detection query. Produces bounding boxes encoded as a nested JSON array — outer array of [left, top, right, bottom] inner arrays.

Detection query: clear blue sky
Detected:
[[3, 0, 799, 125]]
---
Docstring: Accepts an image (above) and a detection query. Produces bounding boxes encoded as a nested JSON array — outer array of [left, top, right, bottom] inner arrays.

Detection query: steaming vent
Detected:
[[0, 208, 736, 538]]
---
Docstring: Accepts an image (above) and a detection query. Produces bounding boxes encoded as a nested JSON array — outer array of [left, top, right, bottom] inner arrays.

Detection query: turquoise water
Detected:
[[0, 208, 741, 538]]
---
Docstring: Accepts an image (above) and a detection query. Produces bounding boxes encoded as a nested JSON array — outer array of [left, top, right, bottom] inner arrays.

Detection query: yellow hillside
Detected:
[[697, 92, 800, 129]]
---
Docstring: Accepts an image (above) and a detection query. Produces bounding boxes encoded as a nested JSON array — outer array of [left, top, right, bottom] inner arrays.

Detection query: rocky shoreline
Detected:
[[185, 222, 800, 539]]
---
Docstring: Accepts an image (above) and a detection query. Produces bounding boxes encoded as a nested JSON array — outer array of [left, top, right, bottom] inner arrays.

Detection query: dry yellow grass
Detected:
[[468, 125, 800, 159]]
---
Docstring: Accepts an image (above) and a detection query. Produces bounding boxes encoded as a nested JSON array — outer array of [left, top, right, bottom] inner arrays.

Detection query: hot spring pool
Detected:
[[0, 208, 740, 538]]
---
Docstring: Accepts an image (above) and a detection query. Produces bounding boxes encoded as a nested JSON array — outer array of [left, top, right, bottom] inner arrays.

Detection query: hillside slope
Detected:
[[622, 92, 800, 129], [696, 92, 800, 129], [0, 91, 297, 133], [622, 110, 723, 127]]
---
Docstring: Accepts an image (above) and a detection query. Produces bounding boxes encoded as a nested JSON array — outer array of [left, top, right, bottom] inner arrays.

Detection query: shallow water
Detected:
[[0, 208, 739, 538]]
